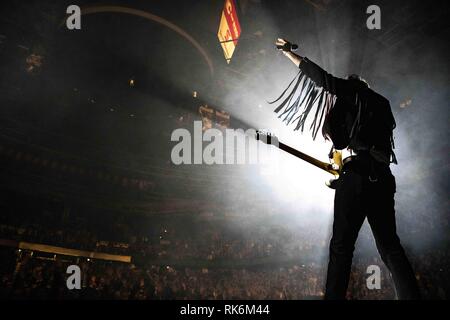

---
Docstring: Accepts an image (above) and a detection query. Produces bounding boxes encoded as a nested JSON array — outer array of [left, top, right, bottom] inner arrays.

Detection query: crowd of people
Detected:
[[0, 248, 391, 300], [1, 247, 448, 300], [0, 190, 448, 300]]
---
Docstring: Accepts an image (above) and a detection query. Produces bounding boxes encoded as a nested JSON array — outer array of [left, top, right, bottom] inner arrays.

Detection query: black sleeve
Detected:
[[299, 57, 343, 96]]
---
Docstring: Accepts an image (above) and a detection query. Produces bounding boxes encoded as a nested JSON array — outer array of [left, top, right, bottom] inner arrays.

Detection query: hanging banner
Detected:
[[217, 0, 241, 64]]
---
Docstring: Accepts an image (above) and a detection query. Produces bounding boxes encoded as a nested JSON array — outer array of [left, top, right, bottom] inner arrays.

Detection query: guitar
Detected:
[[255, 131, 343, 187]]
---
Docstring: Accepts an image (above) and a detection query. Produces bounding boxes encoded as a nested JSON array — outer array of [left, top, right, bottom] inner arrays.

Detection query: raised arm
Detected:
[[276, 38, 303, 66], [276, 38, 340, 95]]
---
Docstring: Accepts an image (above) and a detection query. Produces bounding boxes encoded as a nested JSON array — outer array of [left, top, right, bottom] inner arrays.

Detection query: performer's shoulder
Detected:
[[366, 87, 391, 106]]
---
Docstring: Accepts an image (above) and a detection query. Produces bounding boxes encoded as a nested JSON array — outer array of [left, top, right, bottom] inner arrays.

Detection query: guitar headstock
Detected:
[[256, 130, 278, 145]]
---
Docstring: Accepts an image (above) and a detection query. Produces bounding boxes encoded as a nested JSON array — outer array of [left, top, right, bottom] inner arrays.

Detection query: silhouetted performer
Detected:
[[272, 38, 420, 299]]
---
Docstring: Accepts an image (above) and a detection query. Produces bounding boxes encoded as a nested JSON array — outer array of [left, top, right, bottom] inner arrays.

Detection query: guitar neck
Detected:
[[278, 142, 338, 176]]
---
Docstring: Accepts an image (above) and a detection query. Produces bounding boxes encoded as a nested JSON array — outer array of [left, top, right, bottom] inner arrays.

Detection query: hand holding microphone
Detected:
[[275, 38, 303, 67], [275, 38, 298, 52]]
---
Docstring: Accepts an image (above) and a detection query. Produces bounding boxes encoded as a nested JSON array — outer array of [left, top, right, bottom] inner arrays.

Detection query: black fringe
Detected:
[[269, 71, 336, 140], [390, 135, 398, 164], [269, 71, 398, 164]]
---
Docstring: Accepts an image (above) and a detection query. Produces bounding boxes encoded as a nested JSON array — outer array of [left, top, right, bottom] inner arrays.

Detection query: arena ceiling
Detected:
[[0, 0, 447, 158]]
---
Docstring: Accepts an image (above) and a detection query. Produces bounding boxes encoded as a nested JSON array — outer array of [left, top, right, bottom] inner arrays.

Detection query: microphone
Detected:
[[276, 42, 299, 52]]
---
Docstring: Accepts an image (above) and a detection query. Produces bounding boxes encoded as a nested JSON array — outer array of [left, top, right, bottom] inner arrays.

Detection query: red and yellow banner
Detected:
[[217, 0, 241, 63]]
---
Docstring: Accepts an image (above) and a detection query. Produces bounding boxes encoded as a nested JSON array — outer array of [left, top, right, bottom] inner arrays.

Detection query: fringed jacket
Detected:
[[271, 57, 397, 165]]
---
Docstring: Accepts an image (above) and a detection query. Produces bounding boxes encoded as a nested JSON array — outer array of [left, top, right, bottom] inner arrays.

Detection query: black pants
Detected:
[[324, 159, 420, 300]]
